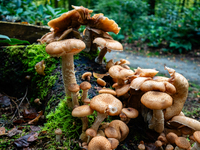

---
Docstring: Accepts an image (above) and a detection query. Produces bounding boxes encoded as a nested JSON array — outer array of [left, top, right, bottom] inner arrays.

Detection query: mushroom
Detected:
[[155, 140, 164, 150], [93, 37, 123, 64], [72, 105, 94, 141], [130, 77, 151, 91], [165, 144, 174, 150], [90, 94, 122, 132], [82, 72, 92, 81], [88, 136, 112, 150], [166, 132, 178, 144], [138, 143, 145, 150], [35, 60, 45, 75], [191, 131, 200, 150], [68, 83, 80, 107], [55, 128, 62, 143], [164, 66, 189, 120], [104, 120, 129, 142], [46, 39, 85, 108], [141, 91, 173, 133], [34, 98, 41, 105], [85, 128, 97, 143], [99, 88, 116, 96], [109, 65, 134, 86], [169, 116, 200, 131], [174, 137, 190, 150], [119, 107, 139, 124], [134, 67, 159, 78], [106, 59, 115, 71], [115, 84, 130, 97], [97, 78, 106, 87], [80, 81, 91, 103], [107, 138, 119, 149]]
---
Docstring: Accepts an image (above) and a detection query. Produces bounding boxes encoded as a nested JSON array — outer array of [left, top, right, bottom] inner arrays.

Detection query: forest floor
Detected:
[[0, 44, 200, 150]]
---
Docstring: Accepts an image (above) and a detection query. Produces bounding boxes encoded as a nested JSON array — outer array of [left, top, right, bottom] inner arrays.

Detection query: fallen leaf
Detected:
[[13, 119, 25, 124], [27, 132, 38, 142], [7, 127, 22, 137], [23, 108, 37, 119], [28, 110, 43, 125], [14, 132, 35, 148]]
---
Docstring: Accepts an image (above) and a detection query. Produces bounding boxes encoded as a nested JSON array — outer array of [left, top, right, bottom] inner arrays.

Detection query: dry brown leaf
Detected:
[[93, 72, 108, 79]]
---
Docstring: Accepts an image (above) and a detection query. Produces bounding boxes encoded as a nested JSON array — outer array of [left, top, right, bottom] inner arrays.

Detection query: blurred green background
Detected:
[[0, 0, 200, 53]]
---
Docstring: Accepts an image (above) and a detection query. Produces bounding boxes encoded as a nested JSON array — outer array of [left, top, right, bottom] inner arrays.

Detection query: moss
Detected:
[[42, 97, 96, 149], [0, 44, 59, 101]]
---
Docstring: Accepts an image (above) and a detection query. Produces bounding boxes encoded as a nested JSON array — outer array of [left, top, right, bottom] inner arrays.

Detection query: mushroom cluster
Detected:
[[40, 5, 200, 150], [38, 5, 123, 109]]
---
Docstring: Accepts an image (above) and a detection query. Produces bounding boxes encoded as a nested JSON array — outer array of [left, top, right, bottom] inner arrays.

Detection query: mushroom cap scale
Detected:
[[90, 94, 122, 116], [46, 39, 86, 57], [93, 37, 123, 51], [141, 91, 173, 110], [72, 105, 94, 117]]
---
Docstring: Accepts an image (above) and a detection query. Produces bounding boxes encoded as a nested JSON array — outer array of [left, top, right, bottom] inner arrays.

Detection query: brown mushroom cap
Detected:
[[80, 81, 91, 90], [121, 107, 139, 119], [86, 128, 97, 137], [72, 105, 94, 117], [88, 136, 112, 150], [46, 39, 86, 57], [169, 116, 200, 131], [134, 67, 159, 77], [55, 128, 62, 135], [115, 84, 130, 97], [140, 80, 166, 92], [99, 88, 116, 96], [193, 131, 200, 143], [166, 132, 178, 144], [93, 37, 123, 51], [105, 120, 129, 142], [165, 144, 174, 150], [88, 13, 121, 34], [90, 94, 122, 116], [82, 72, 92, 80], [48, 6, 93, 32], [175, 137, 190, 149], [68, 83, 80, 93], [107, 138, 119, 149], [105, 126, 119, 139], [109, 65, 134, 80], [130, 77, 151, 90], [141, 91, 173, 110], [97, 78, 106, 87]]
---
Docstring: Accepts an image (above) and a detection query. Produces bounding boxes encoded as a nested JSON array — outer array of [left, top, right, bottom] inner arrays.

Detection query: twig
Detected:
[[11, 87, 28, 121], [10, 98, 20, 118]]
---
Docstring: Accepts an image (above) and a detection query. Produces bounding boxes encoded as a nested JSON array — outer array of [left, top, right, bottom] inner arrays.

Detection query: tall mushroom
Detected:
[[46, 39, 86, 108]]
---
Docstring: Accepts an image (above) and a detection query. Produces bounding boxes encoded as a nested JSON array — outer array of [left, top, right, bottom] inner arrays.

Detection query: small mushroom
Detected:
[[55, 128, 62, 143], [120, 107, 139, 124], [82, 72, 92, 82], [80, 81, 91, 103], [155, 140, 164, 150], [34, 98, 41, 105], [141, 91, 173, 133], [165, 144, 174, 150], [90, 94, 122, 132], [106, 59, 115, 71], [99, 88, 116, 96], [68, 83, 80, 107], [93, 37, 123, 64], [134, 67, 159, 77], [138, 143, 145, 150], [97, 78, 106, 87], [35, 60, 45, 76], [105, 120, 129, 142], [88, 136, 112, 150], [174, 137, 190, 150], [107, 138, 119, 149]]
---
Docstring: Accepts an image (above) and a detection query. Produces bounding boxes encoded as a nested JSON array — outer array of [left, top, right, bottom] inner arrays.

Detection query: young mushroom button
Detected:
[[55, 128, 62, 143], [68, 83, 80, 107], [191, 131, 200, 150], [45, 39, 85, 108]]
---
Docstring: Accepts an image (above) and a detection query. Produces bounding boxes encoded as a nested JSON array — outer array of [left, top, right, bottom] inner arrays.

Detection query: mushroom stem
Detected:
[[82, 89, 89, 102], [95, 47, 107, 64], [81, 116, 89, 132], [149, 109, 164, 133], [71, 92, 79, 106], [62, 54, 77, 108], [90, 112, 107, 132]]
